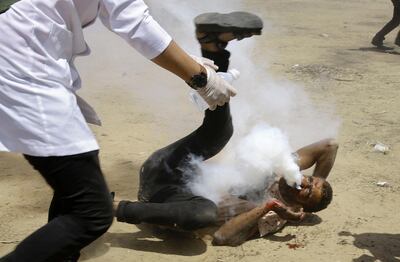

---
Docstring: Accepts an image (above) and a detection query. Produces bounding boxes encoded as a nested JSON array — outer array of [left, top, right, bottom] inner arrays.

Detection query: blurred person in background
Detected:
[[371, 0, 400, 48]]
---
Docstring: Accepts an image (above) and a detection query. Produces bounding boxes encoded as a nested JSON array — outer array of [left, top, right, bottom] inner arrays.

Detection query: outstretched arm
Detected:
[[99, 0, 235, 110], [100, 0, 206, 82], [295, 139, 338, 179]]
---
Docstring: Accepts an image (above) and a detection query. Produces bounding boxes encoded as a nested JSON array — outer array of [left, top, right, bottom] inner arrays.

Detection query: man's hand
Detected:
[[151, 41, 236, 110], [266, 199, 305, 221], [197, 66, 237, 110], [191, 55, 237, 110]]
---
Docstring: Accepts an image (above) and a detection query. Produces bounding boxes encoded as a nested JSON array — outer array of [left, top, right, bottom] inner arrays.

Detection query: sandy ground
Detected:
[[1, 0, 400, 261]]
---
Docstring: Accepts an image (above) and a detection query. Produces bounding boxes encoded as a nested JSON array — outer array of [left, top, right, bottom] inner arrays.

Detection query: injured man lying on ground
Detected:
[[113, 126, 337, 247], [112, 11, 337, 247]]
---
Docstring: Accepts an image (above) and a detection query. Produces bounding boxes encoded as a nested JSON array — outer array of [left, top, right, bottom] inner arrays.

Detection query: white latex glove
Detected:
[[197, 66, 238, 110], [190, 55, 219, 71]]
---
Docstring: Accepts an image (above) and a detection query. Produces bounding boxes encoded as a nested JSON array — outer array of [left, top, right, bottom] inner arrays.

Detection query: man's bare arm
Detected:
[[151, 40, 204, 82], [271, 201, 305, 221], [212, 204, 266, 247], [212, 200, 304, 246], [295, 139, 338, 179]]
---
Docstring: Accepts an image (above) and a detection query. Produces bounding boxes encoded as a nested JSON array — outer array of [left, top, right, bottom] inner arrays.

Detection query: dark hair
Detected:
[[303, 180, 333, 213]]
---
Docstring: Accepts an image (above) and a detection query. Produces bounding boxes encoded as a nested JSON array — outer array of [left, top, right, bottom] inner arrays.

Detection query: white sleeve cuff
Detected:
[[99, 0, 172, 59], [131, 14, 172, 59]]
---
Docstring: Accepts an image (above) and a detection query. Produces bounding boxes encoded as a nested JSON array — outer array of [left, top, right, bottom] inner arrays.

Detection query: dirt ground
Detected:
[[1, 0, 399, 261]]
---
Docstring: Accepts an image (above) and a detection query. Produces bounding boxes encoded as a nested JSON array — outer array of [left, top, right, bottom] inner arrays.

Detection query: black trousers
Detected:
[[1, 151, 113, 262], [374, 0, 400, 40], [116, 49, 233, 231]]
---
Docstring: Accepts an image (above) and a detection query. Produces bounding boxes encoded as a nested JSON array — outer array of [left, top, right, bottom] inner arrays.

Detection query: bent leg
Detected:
[[294, 139, 338, 179], [139, 48, 233, 178], [3, 151, 113, 262], [158, 46, 233, 167], [138, 64, 233, 202], [162, 103, 233, 168]]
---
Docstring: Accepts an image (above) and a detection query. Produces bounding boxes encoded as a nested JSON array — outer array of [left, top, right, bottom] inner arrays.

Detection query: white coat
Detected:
[[0, 0, 172, 156]]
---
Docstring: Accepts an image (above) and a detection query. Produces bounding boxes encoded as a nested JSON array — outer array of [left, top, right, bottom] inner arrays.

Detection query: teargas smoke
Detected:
[[144, 0, 340, 204], [234, 123, 302, 189], [186, 123, 302, 203]]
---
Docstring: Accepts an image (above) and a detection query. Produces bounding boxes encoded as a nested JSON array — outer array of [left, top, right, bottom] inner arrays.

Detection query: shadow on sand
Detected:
[[80, 214, 323, 259], [288, 213, 322, 227], [349, 46, 400, 55], [339, 231, 400, 262], [81, 224, 208, 260], [262, 214, 322, 243]]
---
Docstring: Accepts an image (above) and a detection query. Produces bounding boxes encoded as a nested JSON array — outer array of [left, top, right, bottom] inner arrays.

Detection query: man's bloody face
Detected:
[[279, 176, 324, 209], [297, 176, 325, 207]]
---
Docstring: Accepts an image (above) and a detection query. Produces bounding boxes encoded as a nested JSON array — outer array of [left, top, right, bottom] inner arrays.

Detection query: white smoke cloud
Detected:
[[187, 123, 303, 203]]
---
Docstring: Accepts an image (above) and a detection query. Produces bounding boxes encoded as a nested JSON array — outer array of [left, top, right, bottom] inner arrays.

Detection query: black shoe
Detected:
[[195, 12, 263, 49], [195, 11, 263, 35], [115, 200, 141, 224], [371, 35, 384, 47]]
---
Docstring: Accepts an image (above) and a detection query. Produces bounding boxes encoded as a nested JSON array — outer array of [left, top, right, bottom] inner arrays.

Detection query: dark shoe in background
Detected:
[[371, 35, 384, 48]]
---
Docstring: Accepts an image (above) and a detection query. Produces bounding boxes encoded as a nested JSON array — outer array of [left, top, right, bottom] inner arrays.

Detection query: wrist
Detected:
[[186, 65, 208, 90]]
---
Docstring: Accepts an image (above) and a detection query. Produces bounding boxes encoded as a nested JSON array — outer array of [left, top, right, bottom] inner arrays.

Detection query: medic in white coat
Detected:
[[0, 0, 236, 157]]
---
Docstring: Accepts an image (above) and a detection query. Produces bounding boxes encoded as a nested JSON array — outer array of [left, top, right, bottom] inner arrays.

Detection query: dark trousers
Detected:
[[116, 49, 233, 231], [374, 0, 400, 41], [1, 151, 113, 262]]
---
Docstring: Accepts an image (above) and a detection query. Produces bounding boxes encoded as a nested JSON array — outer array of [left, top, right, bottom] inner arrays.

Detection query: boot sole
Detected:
[[194, 11, 263, 35]]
